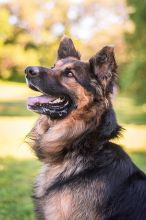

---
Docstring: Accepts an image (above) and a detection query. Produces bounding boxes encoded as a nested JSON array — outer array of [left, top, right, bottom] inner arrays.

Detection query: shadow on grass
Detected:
[[0, 153, 146, 219], [0, 157, 40, 220], [0, 101, 35, 117]]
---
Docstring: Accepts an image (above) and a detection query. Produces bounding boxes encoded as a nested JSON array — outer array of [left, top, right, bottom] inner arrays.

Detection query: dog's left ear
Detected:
[[89, 46, 117, 91], [57, 35, 80, 60]]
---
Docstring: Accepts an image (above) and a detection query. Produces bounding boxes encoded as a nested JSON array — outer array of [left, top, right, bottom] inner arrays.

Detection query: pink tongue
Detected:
[[27, 95, 56, 106]]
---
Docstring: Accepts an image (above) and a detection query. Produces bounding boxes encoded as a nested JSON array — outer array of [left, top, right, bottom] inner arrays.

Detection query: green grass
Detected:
[[0, 154, 146, 220], [0, 157, 40, 220], [0, 81, 146, 219]]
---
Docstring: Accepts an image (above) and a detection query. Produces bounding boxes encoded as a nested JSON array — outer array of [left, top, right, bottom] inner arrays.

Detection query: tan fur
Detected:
[[34, 157, 106, 220], [35, 164, 72, 219], [55, 59, 77, 68], [43, 190, 72, 220], [35, 159, 86, 219]]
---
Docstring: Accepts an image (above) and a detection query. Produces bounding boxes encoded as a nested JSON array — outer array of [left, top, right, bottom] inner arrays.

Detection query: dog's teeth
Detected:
[[54, 98, 61, 103], [42, 107, 48, 112], [50, 97, 65, 104]]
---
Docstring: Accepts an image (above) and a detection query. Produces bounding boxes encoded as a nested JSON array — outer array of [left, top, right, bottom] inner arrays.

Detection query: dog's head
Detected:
[[25, 36, 119, 161], [25, 36, 117, 120]]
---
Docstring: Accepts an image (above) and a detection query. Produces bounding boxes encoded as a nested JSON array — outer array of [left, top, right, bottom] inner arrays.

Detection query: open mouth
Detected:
[[27, 82, 72, 119]]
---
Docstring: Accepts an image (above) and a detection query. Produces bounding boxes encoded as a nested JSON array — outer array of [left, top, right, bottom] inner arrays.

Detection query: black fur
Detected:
[[32, 107, 146, 219], [25, 37, 146, 220], [57, 36, 80, 60]]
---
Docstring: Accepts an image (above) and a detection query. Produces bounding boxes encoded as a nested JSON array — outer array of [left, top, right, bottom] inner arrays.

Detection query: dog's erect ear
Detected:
[[89, 46, 117, 91], [57, 35, 80, 60]]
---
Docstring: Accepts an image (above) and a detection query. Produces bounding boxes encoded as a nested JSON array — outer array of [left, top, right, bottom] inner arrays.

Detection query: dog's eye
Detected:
[[63, 69, 74, 77]]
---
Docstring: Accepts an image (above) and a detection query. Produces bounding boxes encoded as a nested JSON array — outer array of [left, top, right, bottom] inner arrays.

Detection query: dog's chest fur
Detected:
[[34, 164, 104, 220], [34, 164, 71, 219]]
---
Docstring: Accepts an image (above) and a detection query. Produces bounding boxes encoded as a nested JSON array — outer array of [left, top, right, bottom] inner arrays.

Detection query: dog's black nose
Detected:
[[25, 66, 40, 78]]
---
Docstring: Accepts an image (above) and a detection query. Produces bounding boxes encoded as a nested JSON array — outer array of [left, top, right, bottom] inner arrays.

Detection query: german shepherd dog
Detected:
[[25, 36, 146, 220]]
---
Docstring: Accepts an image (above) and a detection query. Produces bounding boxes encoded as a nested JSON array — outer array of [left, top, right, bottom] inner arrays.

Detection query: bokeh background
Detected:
[[0, 0, 146, 219]]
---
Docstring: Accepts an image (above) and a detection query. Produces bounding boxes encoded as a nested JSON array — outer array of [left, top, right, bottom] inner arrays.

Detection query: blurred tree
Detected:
[[0, 1, 64, 81], [0, 0, 125, 82], [122, 0, 146, 103]]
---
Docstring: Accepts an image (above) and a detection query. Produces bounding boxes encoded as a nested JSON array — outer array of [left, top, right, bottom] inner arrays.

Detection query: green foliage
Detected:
[[121, 60, 146, 103], [0, 0, 127, 82], [0, 1, 70, 82], [123, 0, 146, 103]]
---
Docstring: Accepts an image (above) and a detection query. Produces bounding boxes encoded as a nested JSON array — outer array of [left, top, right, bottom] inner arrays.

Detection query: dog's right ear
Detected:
[[57, 35, 80, 60], [89, 46, 117, 92]]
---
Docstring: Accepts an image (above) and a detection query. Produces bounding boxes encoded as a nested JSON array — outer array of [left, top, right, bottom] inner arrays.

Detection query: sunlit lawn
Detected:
[[0, 81, 146, 220]]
